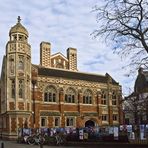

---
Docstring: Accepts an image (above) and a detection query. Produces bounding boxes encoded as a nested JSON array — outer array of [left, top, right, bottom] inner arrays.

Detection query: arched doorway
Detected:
[[85, 120, 95, 127]]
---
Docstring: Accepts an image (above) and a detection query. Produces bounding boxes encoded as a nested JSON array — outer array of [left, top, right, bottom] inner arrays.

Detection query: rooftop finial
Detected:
[[17, 16, 21, 23]]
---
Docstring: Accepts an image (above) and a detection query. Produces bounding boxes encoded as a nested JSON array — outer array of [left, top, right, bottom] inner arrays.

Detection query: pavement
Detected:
[[0, 140, 148, 148]]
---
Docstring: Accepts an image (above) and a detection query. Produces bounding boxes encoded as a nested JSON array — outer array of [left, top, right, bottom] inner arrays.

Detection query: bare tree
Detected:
[[124, 93, 148, 125], [92, 0, 148, 70]]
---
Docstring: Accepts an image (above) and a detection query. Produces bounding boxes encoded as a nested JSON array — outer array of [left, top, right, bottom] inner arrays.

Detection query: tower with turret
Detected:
[[0, 17, 32, 139]]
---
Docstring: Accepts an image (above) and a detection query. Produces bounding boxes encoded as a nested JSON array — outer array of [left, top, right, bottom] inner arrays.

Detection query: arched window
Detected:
[[18, 56, 24, 70], [112, 91, 117, 105], [44, 86, 57, 102], [19, 80, 23, 98], [9, 57, 14, 74], [11, 80, 15, 98], [65, 88, 75, 103], [83, 89, 92, 104], [101, 90, 107, 105], [18, 61, 24, 70]]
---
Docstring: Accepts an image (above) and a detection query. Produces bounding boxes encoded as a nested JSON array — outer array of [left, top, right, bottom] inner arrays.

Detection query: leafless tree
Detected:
[[124, 92, 148, 126], [92, 0, 148, 70]]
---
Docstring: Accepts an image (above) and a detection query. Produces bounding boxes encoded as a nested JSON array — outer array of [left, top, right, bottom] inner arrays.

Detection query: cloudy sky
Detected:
[[0, 0, 136, 95]]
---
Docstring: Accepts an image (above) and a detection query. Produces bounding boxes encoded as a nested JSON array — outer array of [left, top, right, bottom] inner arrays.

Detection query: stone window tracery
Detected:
[[44, 86, 57, 102], [101, 90, 107, 105], [83, 89, 92, 104], [112, 91, 117, 105], [65, 88, 75, 103], [19, 80, 23, 98]]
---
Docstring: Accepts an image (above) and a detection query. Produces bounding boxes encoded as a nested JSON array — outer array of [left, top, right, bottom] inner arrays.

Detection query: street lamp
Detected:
[[32, 71, 37, 128]]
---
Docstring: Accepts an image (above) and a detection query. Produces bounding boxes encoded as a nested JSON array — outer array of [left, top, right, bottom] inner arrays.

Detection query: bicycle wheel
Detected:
[[38, 136, 45, 145], [27, 136, 35, 145]]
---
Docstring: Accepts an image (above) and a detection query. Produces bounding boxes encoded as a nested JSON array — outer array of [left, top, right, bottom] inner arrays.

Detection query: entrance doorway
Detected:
[[85, 120, 95, 127]]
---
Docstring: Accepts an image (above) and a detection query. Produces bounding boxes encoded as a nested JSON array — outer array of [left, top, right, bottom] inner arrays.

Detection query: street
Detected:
[[0, 140, 148, 148]]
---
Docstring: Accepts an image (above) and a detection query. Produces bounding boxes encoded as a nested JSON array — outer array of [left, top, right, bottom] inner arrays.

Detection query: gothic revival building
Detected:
[[0, 17, 123, 139]]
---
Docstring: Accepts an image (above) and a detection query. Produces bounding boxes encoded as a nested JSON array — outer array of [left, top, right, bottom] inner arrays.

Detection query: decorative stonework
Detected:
[[38, 77, 102, 90], [0, 18, 124, 140], [40, 111, 61, 116], [9, 102, 15, 110]]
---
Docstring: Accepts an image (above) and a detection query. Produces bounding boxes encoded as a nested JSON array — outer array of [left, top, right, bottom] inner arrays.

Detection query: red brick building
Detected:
[[0, 17, 124, 139]]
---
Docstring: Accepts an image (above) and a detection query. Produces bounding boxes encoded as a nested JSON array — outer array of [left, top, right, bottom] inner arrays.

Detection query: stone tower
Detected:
[[67, 47, 77, 71], [5, 16, 32, 138], [40, 41, 51, 68]]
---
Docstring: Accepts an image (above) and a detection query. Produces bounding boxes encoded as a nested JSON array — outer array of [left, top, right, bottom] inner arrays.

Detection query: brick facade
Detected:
[[0, 17, 124, 139]]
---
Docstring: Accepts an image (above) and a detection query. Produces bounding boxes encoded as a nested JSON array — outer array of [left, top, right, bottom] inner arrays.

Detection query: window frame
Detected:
[[44, 86, 57, 103], [112, 91, 117, 105], [102, 114, 108, 121], [54, 117, 60, 127], [40, 117, 47, 127], [83, 89, 92, 104], [101, 90, 107, 105], [66, 117, 75, 127], [113, 114, 118, 121], [65, 88, 76, 103]]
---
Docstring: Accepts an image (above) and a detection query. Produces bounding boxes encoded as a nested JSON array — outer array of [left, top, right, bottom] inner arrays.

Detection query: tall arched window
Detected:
[[83, 89, 92, 104], [65, 88, 76, 103], [19, 80, 23, 98], [9, 56, 14, 74], [44, 86, 57, 102], [101, 90, 107, 105], [112, 91, 117, 105], [18, 56, 24, 70], [11, 79, 15, 98]]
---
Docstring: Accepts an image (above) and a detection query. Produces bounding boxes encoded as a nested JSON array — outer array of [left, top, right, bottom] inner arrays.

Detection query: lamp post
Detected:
[[32, 71, 37, 128]]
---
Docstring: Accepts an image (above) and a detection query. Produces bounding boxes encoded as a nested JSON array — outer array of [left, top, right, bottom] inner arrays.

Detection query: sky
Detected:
[[0, 0, 136, 96]]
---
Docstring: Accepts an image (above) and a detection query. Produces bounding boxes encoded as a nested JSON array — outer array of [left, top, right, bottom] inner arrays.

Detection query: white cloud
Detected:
[[0, 0, 136, 95]]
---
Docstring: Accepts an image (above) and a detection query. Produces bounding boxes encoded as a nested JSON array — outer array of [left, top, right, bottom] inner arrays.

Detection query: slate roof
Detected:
[[134, 68, 148, 93], [35, 65, 119, 85]]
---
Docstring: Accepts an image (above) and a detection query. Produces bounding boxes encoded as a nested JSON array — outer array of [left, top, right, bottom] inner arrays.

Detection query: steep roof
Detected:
[[134, 68, 148, 93], [34, 65, 119, 85]]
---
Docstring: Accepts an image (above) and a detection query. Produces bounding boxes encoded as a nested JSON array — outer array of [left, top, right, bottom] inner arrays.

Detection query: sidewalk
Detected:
[[66, 140, 148, 147], [0, 139, 148, 148]]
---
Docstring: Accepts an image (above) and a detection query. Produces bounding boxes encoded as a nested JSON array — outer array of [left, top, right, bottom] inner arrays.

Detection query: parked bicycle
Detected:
[[27, 133, 45, 145], [55, 133, 67, 146]]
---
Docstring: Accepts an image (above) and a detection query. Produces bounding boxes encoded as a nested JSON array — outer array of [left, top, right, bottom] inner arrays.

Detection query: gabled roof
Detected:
[[33, 65, 119, 85], [51, 52, 68, 61]]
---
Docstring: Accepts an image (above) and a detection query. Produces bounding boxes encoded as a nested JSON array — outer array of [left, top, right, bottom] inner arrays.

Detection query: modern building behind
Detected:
[[0, 17, 123, 139]]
